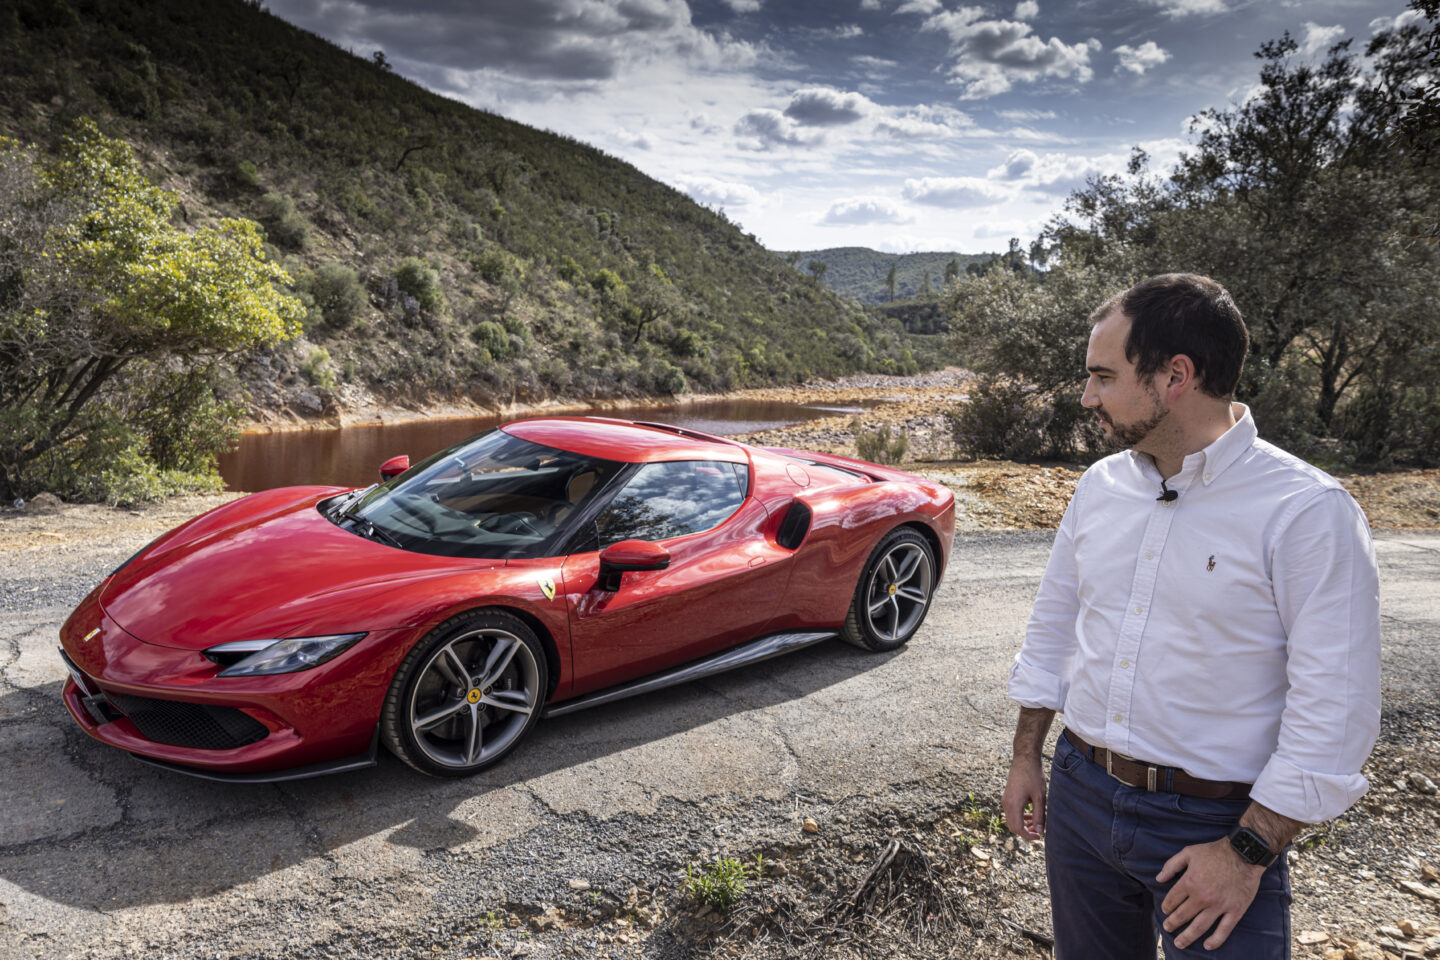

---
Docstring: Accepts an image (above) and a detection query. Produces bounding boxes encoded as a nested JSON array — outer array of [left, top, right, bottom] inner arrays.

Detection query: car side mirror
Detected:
[[379, 455, 409, 480], [597, 539, 670, 591]]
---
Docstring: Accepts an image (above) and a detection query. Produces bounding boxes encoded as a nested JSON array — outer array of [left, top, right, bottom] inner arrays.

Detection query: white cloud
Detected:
[[734, 108, 822, 148], [988, 148, 1037, 179], [822, 197, 913, 225], [1014, 1, 1039, 20], [902, 176, 1008, 207], [997, 107, 1056, 122], [852, 54, 898, 71], [1142, 0, 1227, 17], [895, 0, 941, 14], [784, 87, 876, 126], [673, 175, 762, 208], [722, 0, 762, 12], [616, 128, 654, 150], [922, 9, 1101, 99], [860, 0, 883, 9], [1301, 22, 1345, 55], [1369, 10, 1426, 32], [1114, 40, 1171, 75]]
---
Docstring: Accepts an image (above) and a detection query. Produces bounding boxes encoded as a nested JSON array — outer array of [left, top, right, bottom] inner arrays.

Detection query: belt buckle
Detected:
[[1105, 749, 1159, 791]]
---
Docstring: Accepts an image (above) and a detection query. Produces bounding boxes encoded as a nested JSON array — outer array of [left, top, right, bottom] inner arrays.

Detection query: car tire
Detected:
[[839, 527, 936, 652], [381, 609, 548, 777]]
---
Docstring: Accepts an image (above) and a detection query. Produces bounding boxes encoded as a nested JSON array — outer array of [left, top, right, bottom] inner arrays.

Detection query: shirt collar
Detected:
[[1192, 402, 1256, 486], [1125, 402, 1257, 487]]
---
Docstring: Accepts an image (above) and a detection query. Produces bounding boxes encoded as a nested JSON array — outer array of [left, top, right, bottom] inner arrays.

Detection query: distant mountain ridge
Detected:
[[0, 0, 937, 419], [778, 247, 994, 304]]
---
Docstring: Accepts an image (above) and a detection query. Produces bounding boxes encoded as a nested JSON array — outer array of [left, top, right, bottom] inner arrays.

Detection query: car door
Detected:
[[560, 459, 795, 696]]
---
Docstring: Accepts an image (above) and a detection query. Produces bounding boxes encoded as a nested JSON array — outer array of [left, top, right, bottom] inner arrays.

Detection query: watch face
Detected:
[[1230, 827, 1274, 865]]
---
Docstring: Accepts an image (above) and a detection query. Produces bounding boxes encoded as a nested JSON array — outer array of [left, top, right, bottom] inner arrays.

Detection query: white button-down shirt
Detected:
[[1009, 405, 1381, 823]]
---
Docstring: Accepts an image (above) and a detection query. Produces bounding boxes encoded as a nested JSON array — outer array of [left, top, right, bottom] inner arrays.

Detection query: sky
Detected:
[[265, 0, 1423, 255]]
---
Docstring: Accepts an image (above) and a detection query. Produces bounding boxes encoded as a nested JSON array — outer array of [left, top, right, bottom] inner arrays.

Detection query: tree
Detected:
[[943, 258, 960, 285], [623, 264, 684, 344], [808, 260, 828, 283], [948, 26, 1440, 464], [885, 263, 898, 301], [0, 120, 304, 502]]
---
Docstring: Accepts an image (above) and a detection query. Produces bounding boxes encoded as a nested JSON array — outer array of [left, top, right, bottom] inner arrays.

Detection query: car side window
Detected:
[[594, 460, 747, 547]]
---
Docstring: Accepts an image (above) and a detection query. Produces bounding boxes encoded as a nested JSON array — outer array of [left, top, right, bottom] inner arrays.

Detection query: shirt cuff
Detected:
[[1249, 753, 1370, 824], [1007, 655, 1068, 712]]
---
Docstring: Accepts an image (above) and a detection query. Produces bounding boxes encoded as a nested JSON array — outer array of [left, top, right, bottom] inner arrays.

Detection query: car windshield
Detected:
[[341, 430, 622, 559]]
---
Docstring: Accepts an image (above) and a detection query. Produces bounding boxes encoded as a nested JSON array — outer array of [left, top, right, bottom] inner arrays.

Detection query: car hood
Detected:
[[100, 488, 503, 650]]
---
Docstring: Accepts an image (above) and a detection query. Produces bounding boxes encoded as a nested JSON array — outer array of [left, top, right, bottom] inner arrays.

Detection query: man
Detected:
[[1001, 274, 1381, 958]]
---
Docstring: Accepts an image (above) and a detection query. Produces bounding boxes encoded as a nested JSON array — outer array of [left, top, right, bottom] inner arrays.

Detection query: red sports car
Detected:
[[58, 417, 955, 781]]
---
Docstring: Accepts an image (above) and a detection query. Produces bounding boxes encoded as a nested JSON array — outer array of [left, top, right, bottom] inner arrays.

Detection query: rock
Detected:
[[1400, 921, 1419, 937], [1401, 880, 1440, 902], [970, 846, 992, 862], [1345, 942, 1386, 960], [768, 861, 788, 878], [569, 879, 590, 890], [802, 817, 819, 834], [1412, 774, 1438, 795], [23, 492, 63, 515], [1424, 865, 1440, 881], [1298, 930, 1331, 945], [1324, 951, 1346, 960], [1379, 926, 1406, 940]]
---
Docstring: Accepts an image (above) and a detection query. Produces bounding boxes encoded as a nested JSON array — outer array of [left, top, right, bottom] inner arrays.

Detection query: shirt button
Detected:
[[1120, 659, 1130, 668], [1112, 714, 1123, 723], [1144, 551, 1154, 560], [1204, 473, 1213, 482], [1133, 606, 1143, 615]]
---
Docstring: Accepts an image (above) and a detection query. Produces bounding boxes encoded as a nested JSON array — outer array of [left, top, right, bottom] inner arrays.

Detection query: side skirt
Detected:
[[541, 631, 835, 719]]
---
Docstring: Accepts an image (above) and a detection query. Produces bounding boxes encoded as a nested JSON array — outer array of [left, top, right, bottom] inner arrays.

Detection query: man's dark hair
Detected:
[[1090, 274, 1250, 399]]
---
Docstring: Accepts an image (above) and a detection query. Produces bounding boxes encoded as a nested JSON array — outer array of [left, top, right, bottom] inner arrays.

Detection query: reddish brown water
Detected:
[[216, 399, 868, 492]]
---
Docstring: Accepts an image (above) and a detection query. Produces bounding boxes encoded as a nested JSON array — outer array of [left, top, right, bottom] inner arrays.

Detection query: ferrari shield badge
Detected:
[[538, 576, 556, 601]]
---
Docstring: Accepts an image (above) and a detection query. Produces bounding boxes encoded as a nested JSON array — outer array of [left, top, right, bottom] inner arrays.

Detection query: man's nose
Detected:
[[1080, 379, 1099, 408]]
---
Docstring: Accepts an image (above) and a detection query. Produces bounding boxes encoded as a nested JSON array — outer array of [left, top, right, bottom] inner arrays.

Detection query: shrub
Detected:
[[945, 376, 1101, 461], [306, 263, 366, 328], [854, 420, 909, 465], [300, 346, 336, 390], [258, 192, 307, 250], [394, 256, 445, 315], [648, 358, 686, 396], [471, 320, 511, 360], [232, 160, 260, 190]]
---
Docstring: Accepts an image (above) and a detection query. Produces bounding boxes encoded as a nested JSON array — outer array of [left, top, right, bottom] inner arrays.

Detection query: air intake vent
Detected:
[[776, 502, 812, 550], [107, 694, 269, 750]]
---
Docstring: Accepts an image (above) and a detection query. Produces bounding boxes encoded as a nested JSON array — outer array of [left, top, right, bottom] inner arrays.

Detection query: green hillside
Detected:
[[0, 0, 931, 418], [778, 247, 994, 304]]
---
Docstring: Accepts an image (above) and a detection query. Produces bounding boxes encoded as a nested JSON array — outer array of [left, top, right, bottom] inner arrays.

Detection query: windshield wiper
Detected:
[[347, 515, 403, 548]]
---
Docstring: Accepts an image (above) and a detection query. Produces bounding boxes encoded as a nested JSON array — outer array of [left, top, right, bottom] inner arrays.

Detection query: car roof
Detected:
[[500, 417, 751, 465]]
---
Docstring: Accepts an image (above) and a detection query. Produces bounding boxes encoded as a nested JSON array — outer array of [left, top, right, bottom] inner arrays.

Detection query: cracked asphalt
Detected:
[[1, 508, 1436, 960]]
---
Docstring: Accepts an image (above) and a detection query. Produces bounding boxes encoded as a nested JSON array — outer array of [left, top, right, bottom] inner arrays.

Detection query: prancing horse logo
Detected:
[[1207, 555, 1216, 572], [538, 576, 556, 601]]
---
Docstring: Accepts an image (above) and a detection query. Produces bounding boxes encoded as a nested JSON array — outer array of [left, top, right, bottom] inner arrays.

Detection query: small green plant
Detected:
[[854, 420, 908, 465], [683, 854, 764, 912], [480, 911, 504, 930], [300, 346, 336, 391], [962, 791, 1005, 835]]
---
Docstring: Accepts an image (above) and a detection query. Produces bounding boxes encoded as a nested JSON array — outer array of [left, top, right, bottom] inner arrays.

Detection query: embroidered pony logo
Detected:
[[1207, 555, 1216, 572]]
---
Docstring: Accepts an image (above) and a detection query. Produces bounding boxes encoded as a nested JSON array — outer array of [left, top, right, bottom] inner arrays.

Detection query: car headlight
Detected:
[[204, 634, 367, 677]]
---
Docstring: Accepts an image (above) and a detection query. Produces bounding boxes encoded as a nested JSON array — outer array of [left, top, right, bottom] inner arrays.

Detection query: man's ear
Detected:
[[1164, 354, 1196, 402]]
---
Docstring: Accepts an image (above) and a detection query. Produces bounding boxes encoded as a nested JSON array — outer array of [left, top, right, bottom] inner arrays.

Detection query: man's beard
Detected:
[[1099, 393, 1168, 447]]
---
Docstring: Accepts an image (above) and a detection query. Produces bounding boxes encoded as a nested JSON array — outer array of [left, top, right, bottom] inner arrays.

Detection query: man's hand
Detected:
[[1156, 837, 1266, 950], [1002, 755, 1047, 840]]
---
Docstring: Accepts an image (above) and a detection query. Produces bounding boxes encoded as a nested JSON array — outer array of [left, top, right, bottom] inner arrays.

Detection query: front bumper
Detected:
[[58, 591, 414, 778]]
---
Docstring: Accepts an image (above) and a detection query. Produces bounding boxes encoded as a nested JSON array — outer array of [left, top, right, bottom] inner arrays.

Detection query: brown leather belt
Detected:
[[1063, 729, 1251, 801]]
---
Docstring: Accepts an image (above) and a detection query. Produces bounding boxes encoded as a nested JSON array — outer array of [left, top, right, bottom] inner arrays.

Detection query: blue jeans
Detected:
[[1045, 732, 1292, 959]]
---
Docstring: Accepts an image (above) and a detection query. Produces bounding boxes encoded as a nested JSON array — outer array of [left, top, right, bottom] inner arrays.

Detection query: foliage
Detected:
[[779, 247, 992, 303], [257, 191, 307, 250], [947, 27, 1440, 465], [393, 256, 445, 315], [300, 346, 336, 390], [854, 420, 909, 465], [684, 854, 764, 912], [0, 119, 303, 501], [302, 262, 366, 328]]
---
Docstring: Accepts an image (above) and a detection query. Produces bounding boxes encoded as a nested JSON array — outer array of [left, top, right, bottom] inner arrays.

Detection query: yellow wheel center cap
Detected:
[[467, 688, 483, 704], [888, 583, 898, 596]]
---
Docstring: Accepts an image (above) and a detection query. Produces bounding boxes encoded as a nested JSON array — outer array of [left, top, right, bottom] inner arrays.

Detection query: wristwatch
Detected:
[[1228, 825, 1279, 867]]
